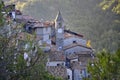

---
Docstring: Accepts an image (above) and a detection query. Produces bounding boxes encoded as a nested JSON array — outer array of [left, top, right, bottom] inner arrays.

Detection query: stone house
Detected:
[[46, 51, 67, 79], [33, 21, 52, 43], [64, 43, 92, 55], [71, 51, 94, 80]]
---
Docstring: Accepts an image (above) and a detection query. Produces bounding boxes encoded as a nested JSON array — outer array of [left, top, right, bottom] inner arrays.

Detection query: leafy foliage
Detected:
[[0, 0, 5, 26], [87, 49, 120, 80]]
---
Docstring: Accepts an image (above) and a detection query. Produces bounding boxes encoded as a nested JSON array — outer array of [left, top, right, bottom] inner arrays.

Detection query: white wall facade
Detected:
[[16, 15, 22, 19], [64, 37, 86, 47], [46, 61, 65, 66], [65, 46, 91, 55], [70, 58, 78, 63], [36, 28, 43, 35], [35, 27, 51, 43], [67, 68, 72, 80], [43, 27, 51, 35], [74, 69, 82, 80]]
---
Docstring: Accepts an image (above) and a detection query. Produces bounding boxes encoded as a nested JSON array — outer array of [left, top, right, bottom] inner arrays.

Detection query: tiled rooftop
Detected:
[[33, 22, 53, 28], [49, 51, 65, 61], [64, 43, 92, 50]]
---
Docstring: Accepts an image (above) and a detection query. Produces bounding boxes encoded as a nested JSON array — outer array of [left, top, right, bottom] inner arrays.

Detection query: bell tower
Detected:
[[55, 11, 64, 51]]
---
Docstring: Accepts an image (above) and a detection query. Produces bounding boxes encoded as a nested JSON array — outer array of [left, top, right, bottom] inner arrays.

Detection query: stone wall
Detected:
[[47, 65, 67, 79]]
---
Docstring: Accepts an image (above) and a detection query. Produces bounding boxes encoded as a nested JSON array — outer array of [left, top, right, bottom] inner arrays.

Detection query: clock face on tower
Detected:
[[58, 28, 63, 33]]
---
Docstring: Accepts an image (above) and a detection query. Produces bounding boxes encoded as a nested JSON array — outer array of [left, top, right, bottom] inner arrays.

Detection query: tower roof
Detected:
[[55, 11, 64, 22]]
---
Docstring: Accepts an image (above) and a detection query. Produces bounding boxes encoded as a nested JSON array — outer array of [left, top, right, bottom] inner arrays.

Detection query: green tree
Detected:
[[87, 49, 120, 80], [0, 0, 5, 26]]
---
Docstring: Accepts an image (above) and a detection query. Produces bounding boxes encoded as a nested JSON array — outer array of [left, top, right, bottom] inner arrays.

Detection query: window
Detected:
[[62, 63, 64, 65], [68, 75, 70, 79], [73, 40, 77, 44], [57, 64, 60, 66], [73, 61, 75, 63], [49, 35, 50, 39], [59, 23, 62, 27]]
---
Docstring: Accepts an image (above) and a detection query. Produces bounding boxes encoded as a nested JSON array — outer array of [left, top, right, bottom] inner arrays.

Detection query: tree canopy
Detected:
[[87, 49, 120, 80]]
